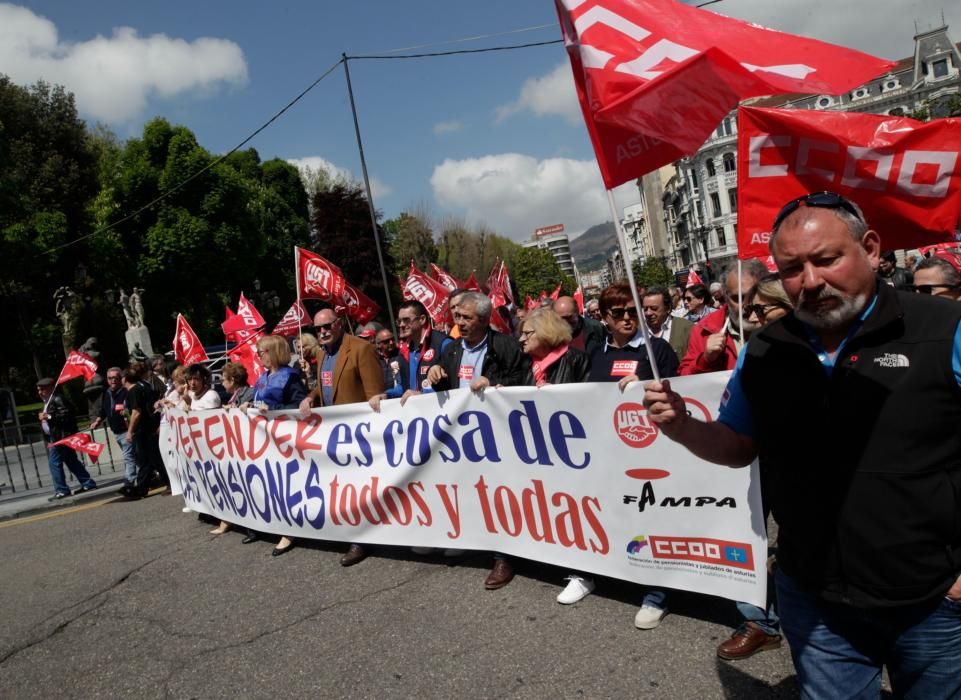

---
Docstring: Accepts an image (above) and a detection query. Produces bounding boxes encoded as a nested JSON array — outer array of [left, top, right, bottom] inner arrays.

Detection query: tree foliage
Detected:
[[632, 257, 675, 289], [384, 205, 437, 276], [512, 247, 575, 300]]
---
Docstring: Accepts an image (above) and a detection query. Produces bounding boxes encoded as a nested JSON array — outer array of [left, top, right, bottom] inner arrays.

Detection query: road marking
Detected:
[[0, 488, 168, 529]]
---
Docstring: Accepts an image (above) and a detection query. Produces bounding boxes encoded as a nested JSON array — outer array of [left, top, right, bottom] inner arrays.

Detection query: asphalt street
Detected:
[[0, 492, 800, 698]]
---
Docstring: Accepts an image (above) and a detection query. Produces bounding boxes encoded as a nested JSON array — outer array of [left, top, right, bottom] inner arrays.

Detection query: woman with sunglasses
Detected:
[[743, 275, 793, 327], [683, 284, 712, 323], [250, 334, 309, 556], [588, 283, 678, 629], [517, 307, 594, 603]]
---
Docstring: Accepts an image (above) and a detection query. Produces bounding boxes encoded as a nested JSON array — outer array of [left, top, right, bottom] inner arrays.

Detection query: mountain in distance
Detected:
[[570, 221, 617, 272]]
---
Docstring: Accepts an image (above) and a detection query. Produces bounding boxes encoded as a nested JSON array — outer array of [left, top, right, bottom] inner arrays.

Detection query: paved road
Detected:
[[0, 492, 799, 698]]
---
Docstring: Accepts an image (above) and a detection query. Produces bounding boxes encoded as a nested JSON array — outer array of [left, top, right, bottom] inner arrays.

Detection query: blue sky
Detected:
[[3, 1, 959, 240]]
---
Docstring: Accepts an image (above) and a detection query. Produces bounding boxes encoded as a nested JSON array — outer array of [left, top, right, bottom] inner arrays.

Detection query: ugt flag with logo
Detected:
[[297, 247, 346, 302], [555, 0, 894, 187], [402, 264, 451, 327], [737, 106, 961, 259]]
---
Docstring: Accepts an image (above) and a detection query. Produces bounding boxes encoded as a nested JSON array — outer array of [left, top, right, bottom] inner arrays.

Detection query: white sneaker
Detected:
[[442, 548, 465, 557], [182, 507, 192, 513], [556, 575, 595, 604], [634, 604, 668, 629], [411, 547, 436, 555]]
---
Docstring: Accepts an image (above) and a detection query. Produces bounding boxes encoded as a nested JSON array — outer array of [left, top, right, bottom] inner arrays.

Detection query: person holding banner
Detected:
[[299, 308, 386, 566], [517, 307, 594, 604], [644, 193, 961, 698], [36, 378, 97, 500], [427, 291, 527, 589], [182, 364, 222, 411], [391, 300, 452, 402]]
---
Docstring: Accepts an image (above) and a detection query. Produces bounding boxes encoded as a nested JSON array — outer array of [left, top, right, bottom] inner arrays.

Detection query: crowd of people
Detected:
[[35, 190, 961, 697]]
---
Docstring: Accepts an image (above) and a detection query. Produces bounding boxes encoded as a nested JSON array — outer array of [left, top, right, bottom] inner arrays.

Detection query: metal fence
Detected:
[[0, 414, 127, 495]]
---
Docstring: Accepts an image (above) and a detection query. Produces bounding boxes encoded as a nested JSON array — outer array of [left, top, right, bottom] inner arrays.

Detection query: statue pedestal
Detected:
[[125, 326, 154, 359]]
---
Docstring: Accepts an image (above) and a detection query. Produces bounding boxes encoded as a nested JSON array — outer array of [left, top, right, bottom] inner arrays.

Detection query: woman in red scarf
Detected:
[[518, 308, 593, 604]]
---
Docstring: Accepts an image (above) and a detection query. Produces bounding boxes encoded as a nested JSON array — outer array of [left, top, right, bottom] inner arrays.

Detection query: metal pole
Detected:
[[342, 53, 397, 338], [606, 189, 661, 383]]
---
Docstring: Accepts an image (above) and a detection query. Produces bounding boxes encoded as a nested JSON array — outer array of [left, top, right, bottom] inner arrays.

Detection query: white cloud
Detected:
[[495, 62, 581, 125], [287, 156, 393, 200], [433, 120, 463, 135], [431, 153, 641, 241], [0, 3, 248, 122]]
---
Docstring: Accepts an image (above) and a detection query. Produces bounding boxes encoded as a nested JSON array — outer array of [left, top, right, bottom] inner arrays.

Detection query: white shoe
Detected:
[[442, 548, 465, 557], [182, 506, 192, 513], [556, 575, 595, 604], [634, 604, 668, 629], [411, 547, 436, 555]]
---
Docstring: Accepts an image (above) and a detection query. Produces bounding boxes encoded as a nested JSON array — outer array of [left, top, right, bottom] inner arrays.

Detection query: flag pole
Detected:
[[606, 189, 661, 383], [295, 246, 304, 350], [342, 53, 397, 338]]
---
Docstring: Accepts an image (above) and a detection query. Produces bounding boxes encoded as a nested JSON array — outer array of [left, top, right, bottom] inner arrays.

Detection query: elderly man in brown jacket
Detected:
[[299, 307, 386, 566]]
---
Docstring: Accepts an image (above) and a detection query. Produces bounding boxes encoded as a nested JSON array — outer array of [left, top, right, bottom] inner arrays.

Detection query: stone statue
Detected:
[[118, 289, 137, 329], [53, 286, 79, 348], [130, 287, 145, 327], [78, 337, 105, 421], [129, 342, 148, 364]]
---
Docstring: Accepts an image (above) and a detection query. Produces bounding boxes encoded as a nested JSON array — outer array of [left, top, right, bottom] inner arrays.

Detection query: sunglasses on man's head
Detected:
[[772, 191, 863, 232]]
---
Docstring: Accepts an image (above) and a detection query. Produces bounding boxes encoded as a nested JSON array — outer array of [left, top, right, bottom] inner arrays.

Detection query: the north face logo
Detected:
[[873, 353, 910, 368]]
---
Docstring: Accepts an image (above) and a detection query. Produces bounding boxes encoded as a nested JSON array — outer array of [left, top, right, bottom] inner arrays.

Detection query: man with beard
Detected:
[[643, 192, 961, 698], [678, 259, 768, 375]]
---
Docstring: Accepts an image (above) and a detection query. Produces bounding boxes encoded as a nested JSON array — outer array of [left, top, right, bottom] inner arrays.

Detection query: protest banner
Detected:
[[160, 372, 767, 607], [56, 350, 98, 385], [737, 106, 961, 258]]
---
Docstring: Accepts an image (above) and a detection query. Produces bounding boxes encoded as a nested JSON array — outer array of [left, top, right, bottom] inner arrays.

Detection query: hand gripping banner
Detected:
[[160, 373, 768, 607]]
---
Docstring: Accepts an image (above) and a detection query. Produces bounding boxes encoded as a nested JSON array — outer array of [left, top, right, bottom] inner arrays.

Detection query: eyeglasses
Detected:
[[744, 303, 788, 319], [376, 338, 395, 345], [257, 349, 270, 356], [396, 317, 418, 326], [914, 283, 961, 295], [107, 375, 122, 381], [519, 329, 535, 340], [772, 191, 863, 232], [683, 296, 694, 302], [606, 307, 639, 319], [314, 321, 337, 332]]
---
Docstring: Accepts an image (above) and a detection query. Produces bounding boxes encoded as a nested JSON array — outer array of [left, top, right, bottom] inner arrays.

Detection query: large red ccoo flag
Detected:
[[56, 351, 98, 385], [50, 433, 105, 462], [737, 106, 961, 259], [556, 0, 895, 188]]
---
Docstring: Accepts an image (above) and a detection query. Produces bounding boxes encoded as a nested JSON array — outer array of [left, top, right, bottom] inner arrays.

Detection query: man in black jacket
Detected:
[[427, 291, 527, 589], [644, 192, 961, 698], [37, 378, 97, 500]]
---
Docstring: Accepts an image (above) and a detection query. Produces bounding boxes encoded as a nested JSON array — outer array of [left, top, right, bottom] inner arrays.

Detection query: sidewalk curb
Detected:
[[0, 480, 130, 523]]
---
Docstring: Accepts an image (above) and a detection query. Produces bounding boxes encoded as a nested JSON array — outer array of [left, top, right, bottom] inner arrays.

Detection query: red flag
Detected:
[[737, 106, 961, 259], [227, 332, 265, 384], [430, 263, 464, 291], [498, 262, 514, 306], [50, 432, 105, 462], [549, 283, 563, 301], [525, 295, 538, 311], [403, 263, 451, 327], [272, 300, 312, 337], [556, 0, 895, 188], [56, 351, 98, 385], [221, 295, 265, 337], [489, 307, 512, 335], [297, 247, 347, 302], [173, 314, 208, 366], [223, 307, 238, 342], [464, 273, 482, 292], [573, 285, 584, 314], [487, 260, 515, 309], [686, 269, 704, 288], [342, 282, 381, 325], [538, 290, 548, 302], [919, 243, 961, 256]]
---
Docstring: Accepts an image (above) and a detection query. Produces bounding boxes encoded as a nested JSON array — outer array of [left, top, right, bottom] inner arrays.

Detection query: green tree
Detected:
[[384, 205, 437, 277], [632, 257, 675, 289], [512, 247, 575, 300], [905, 94, 961, 121]]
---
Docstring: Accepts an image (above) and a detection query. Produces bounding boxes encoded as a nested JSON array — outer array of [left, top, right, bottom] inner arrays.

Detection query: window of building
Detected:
[[817, 96, 832, 108], [722, 153, 736, 173], [695, 201, 704, 223], [933, 59, 949, 79], [705, 159, 716, 177], [715, 118, 733, 138], [882, 79, 900, 93], [710, 192, 722, 218], [690, 169, 698, 189], [728, 188, 737, 213], [852, 88, 869, 100], [715, 226, 726, 247]]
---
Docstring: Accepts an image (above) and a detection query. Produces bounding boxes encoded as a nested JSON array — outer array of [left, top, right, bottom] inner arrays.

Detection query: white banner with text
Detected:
[[160, 373, 767, 606]]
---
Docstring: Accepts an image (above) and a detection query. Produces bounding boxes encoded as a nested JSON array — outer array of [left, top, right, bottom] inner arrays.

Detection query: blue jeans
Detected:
[[114, 432, 137, 483], [643, 588, 667, 609], [776, 569, 961, 699], [48, 445, 96, 495], [737, 599, 780, 636]]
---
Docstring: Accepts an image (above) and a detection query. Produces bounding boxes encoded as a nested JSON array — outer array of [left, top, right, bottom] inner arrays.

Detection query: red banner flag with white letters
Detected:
[[525, 295, 538, 311], [549, 283, 563, 301], [50, 432, 105, 462], [402, 263, 451, 327], [297, 247, 347, 302], [464, 273, 482, 292], [227, 332, 265, 384], [222, 293, 266, 337], [686, 268, 704, 288], [430, 263, 464, 292], [737, 106, 961, 259], [556, 0, 895, 188], [272, 300, 312, 337], [342, 282, 381, 325], [56, 351, 98, 385], [223, 307, 239, 342], [173, 314, 208, 366]]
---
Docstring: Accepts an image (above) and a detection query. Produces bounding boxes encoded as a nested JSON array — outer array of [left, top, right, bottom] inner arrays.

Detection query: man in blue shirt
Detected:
[[643, 192, 961, 698]]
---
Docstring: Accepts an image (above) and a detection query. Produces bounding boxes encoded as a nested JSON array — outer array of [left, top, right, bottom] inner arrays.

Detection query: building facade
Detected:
[[523, 230, 576, 277]]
